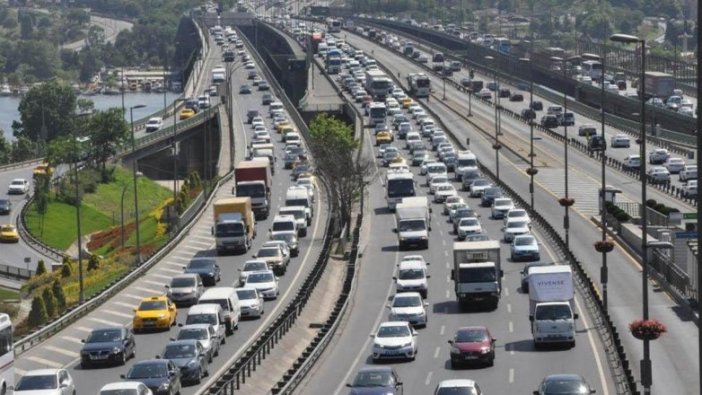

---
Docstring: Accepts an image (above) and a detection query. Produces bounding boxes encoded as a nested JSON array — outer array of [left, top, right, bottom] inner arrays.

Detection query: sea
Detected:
[[0, 91, 181, 140]]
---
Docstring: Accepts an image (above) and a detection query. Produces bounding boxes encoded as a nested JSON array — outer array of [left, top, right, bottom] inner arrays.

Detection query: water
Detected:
[[0, 92, 181, 140]]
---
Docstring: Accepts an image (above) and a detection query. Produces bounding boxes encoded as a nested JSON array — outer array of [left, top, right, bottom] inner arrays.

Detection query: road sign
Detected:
[[675, 231, 698, 239], [683, 213, 697, 220]]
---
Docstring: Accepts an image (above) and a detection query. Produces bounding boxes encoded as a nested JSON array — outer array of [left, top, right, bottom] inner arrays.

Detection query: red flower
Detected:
[[629, 319, 666, 340]]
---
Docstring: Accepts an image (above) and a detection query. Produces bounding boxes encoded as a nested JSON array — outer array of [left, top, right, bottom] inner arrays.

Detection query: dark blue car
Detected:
[[80, 326, 135, 368], [184, 258, 221, 286], [346, 366, 404, 395], [160, 339, 209, 385], [121, 359, 181, 395]]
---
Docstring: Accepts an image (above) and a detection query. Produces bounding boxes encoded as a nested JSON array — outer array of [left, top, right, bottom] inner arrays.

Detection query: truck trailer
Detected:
[[451, 240, 503, 309]]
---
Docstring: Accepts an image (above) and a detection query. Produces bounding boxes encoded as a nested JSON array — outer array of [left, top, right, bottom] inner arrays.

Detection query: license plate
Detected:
[[465, 355, 478, 360], [143, 321, 155, 326], [90, 354, 108, 360]]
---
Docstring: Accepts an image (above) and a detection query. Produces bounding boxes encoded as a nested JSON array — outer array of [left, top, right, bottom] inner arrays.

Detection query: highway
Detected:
[[14, 35, 330, 395], [330, 28, 698, 394], [297, 34, 615, 394]]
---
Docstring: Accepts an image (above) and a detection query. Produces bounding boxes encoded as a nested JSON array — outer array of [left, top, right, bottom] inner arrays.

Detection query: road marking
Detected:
[[102, 309, 133, 319], [424, 371, 433, 386], [445, 289, 450, 298], [442, 239, 446, 246], [158, 267, 182, 274], [45, 345, 79, 358], [439, 229, 443, 236], [76, 326, 92, 332], [134, 286, 163, 294], [26, 356, 63, 368], [446, 275, 450, 283], [143, 279, 165, 287], [15, 368, 26, 375], [508, 321, 513, 333], [445, 261, 450, 269], [444, 251, 448, 257], [150, 273, 172, 279], [170, 255, 190, 261], [433, 346, 440, 359], [440, 325, 445, 336], [507, 303, 512, 313], [504, 287, 509, 297], [190, 240, 212, 248], [181, 245, 201, 252], [163, 261, 185, 268], [87, 317, 123, 326], [509, 368, 515, 383], [61, 336, 83, 344], [121, 294, 143, 300]]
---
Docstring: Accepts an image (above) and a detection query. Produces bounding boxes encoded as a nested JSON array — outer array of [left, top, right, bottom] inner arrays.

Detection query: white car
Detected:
[[296, 177, 316, 201], [381, 145, 399, 159], [238, 259, 269, 286], [243, 270, 279, 300], [425, 164, 448, 183], [429, 177, 450, 194], [145, 117, 163, 133], [503, 209, 531, 226], [400, 254, 428, 267], [510, 234, 540, 261], [15, 369, 75, 395], [457, 217, 483, 240], [372, 321, 418, 362], [99, 381, 153, 395], [610, 134, 630, 148], [469, 179, 492, 197], [443, 196, 465, 215], [503, 220, 531, 242], [8, 178, 29, 194], [647, 166, 670, 184], [388, 292, 428, 327], [648, 148, 670, 164], [253, 130, 271, 143], [395, 259, 429, 298], [664, 157, 686, 174], [236, 287, 264, 318], [434, 184, 457, 203], [435, 379, 481, 395], [683, 180, 698, 198], [491, 198, 515, 219], [680, 165, 698, 181], [624, 154, 641, 169]]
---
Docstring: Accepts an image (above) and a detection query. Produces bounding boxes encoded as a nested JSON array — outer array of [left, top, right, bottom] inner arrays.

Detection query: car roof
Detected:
[[393, 292, 422, 299], [379, 321, 411, 328], [133, 359, 170, 366], [437, 379, 477, 387], [543, 373, 587, 381], [100, 382, 145, 390], [22, 369, 61, 376], [357, 366, 394, 374], [187, 303, 222, 313], [140, 295, 168, 303]]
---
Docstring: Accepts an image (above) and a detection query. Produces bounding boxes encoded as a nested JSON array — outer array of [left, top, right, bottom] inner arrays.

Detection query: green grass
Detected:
[[25, 201, 113, 250], [0, 288, 20, 301]]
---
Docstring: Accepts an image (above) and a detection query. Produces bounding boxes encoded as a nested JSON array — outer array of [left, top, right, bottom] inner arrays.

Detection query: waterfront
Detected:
[[0, 91, 181, 140]]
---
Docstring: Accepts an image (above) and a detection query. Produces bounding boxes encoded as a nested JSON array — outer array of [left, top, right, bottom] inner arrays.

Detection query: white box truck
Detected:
[[451, 240, 502, 309], [528, 266, 577, 348], [395, 197, 431, 250]]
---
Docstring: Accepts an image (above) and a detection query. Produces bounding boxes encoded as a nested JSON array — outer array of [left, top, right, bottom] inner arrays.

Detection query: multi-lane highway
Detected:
[[14, 34, 330, 395]]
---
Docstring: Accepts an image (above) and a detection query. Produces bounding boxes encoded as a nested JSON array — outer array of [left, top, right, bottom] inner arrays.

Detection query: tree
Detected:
[[87, 108, 129, 179], [28, 296, 48, 326], [60, 260, 72, 278], [15, 81, 77, 142], [42, 287, 57, 317], [35, 260, 47, 276], [87, 254, 99, 271], [52, 280, 66, 310], [307, 114, 374, 237]]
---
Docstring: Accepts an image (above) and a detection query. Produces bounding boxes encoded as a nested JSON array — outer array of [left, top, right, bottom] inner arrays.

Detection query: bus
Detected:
[[0, 314, 13, 394], [386, 170, 416, 210], [368, 102, 387, 126], [581, 60, 603, 81], [327, 18, 342, 33], [495, 37, 511, 54]]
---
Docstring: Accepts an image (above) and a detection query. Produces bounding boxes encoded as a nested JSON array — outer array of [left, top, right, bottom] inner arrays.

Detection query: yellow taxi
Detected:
[[375, 130, 394, 145], [0, 225, 18, 243], [179, 108, 195, 120], [275, 121, 293, 133], [33, 162, 54, 178], [401, 97, 413, 109], [132, 296, 177, 332], [280, 125, 296, 137]]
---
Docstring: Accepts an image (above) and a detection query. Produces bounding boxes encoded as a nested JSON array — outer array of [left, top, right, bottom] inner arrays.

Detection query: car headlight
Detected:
[[400, 237, 406, 241], [480, 347, 491, 354], [188, 360, 200, 368], [112, 347, 121, 354], [450, 346, 461, 354], [402, 342, 412, 348], [158, 383, 170, 390], [420, 236, 428, 240], [208, 272, 215, 276]]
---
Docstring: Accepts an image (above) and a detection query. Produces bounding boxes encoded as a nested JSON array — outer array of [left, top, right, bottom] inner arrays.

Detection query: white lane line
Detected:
[[445, 261, 450, 269], [134, 286, 163, 294], [61, 336, 83, 344], [433, 346, 440, 359], [170, 255, 190, 261], [181, 245, 202, 252], [102, 309, 133, 319], [504, 287, 509, 297], [45, 345, 79, 358], [444, 251, 448, 257], [76, 326, 93, 333], [121, 294, 143, 300], [442, 239, 446, 246], [150, 273, 172, 279], [26, 356, 63, 368], [158, 267, 182, 274], [143, 279, 165, 287], [113, 301, 134, 309], [509, 368, 515, 383], [445, 289, 449, 298], [190, 240, 212, 248], [440, 325, 445, 336], [15, 368, 26, 375], [163, 261, 186, 268], [424, 371, 433, 386], [446, 275, 450, 283], [508, 321, 514, 333], [87, 317, 123, 326]]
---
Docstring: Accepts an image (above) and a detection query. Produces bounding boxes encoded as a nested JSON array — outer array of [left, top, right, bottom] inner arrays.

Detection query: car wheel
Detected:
[[120, 351, 127, 365], [194, 369, 202, 384]]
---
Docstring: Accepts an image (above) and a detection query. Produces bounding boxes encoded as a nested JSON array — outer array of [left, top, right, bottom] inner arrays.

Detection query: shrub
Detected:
[[0, 302, 19, 319], [28, 296, 48, 327], [52, 280, 66, 310], [42, 287, 57, 318], [87, 254, 99, 271], [646, 199, 657, 208], [61, 260, 73, 277], [615, 211, 631, 222], [35, 260, 47, 276]]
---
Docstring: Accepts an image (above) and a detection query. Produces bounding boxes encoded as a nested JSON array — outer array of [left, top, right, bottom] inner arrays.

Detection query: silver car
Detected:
[[236, 287, 264, 318], [175, 324, 221, 363], [166, 274, 204, 306]]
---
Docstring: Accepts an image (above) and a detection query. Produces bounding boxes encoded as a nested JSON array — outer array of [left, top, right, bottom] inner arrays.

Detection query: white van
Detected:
[[285, 186, 313, 225], [198, 288, 241, 335], [284, 132, 301, 145], [269, 101, 284, 116], [394, 258, 430, 298], [186, 304, 227, 342], [279, 206, 308, 236], [271, 214, 297, 237]]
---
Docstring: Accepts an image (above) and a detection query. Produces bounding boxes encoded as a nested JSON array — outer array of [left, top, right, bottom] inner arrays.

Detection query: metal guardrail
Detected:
[[13, 170, 234, 356]]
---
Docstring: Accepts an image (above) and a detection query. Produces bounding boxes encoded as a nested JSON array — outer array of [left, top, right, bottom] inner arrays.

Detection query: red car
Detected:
[[448, 326, 496, 368]]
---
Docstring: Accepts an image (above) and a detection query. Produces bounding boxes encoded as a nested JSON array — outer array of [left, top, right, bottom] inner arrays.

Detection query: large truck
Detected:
[[212, 197, 256, 254], [233, 160, 272, 219], [325, 48, 342, 74], [528, 266, 577, 348], [451, 240, 503, 309], [364, 69, 393, 100], [395, 197, 431, 250], [639, 71, 675, 100], [407, 73, 431, 98]]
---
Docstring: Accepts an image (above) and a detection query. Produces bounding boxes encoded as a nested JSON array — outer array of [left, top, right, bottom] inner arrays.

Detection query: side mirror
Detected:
[[169, 337, 175, 341], [80, 339, 85, 343], [392, 276, 397, 281], [426, 275, 431, 278], [133, 308, 137, 313], [492, 338, 497, 343], [252, 255, 257, 258], [393, 228, 397, 233], [211, 226, 215, 236], [120, 374, 126, 379], [500, 270, 504, 278], [450, 270, 455, 280], [574, 313, 579, 319], [426, 262, 430, 265], [533, 392, 540, 395], [369, 334, 375, 338], [177, 323, 183, 327], [155, 355, 161, 359], [412, 330, 418, 336], [424, 302, 429, 307], [346, 383, 352, 387], [397, 382, 403, 386], [165, 285, 170, 288], [447, 340, 453, 344], [529, 315, 534, 322]]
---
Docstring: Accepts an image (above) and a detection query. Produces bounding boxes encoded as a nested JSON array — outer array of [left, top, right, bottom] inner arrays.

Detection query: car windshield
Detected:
[[508, 221, 527, 229], [494, 199, 512, 206], [138, 300, 167, 311], [100, 390, 140, 395], [186, 313, 217, 325], [352, 370, 394, 387], [399, 219, 426, 232], [10, 180, 24, 186], [188, 260, 214, 270], [508, 211, 525, 218], [86, 328, 122, 343], [535, 305, 573, 320], [272, 221, 295, 232], [171, 277, 196, 288], [244, 262, 268, 271], [236, 289, 258, 300], [377, 325, 410, 337], [472, 180, 489, 187], [15, 375, 58, 390], [163, 344, 197, 359], [393, 296, 421, 307], [542, 378, 589, 394], [247, 273, 274, 283], [257, 248, 280, 258], [458, 267, 496, 283], [460, 219, 479, 226], [398, 268, 424, 280], [456, 329, 489, 343], [128, 363, 168, 379], [177, 328, 207, 341], [436, 387, 480, 395], [515, 236, 535, 246]]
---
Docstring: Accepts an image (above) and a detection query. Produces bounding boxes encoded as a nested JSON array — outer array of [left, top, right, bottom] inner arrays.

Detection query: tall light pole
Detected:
[[72, 112, 91, 304], [129, 104, 146, 263], [611, 32, 649, 394], [485, 56, 501, 180], [697, 6, 702, 393], [172, 98, 187, 206], [551, 56, 571, 248], [521, 56, 536, 209]]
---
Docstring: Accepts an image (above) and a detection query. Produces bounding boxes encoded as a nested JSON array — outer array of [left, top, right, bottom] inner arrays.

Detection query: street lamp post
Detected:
[[485, 56, 501, 180], [551, 56, 570, 248], [520, 56, 536, 208], [129, 104, 146, 263], [72, 112, 91, 304], [611, 33, 649, 394], [172, 98, 188, 206], [120, 183, 129, 249]]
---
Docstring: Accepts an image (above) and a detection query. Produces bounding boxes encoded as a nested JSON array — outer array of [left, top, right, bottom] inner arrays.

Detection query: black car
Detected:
[[80, 326, 135, 368], [540, 115, 559, 129], [261, 94, 273, 105], [239, 85, 252, 94], [480, 187, 503, 207], [258, 81, 270, 91], [246, 110, 259, 123], [184, 258, 221, 286], [0, 199, 10, 215], [160, 340, 209, 385], [509, 93, 524, 102], [520, 108, 536, 120], [530, 100, 543, 111], [498, 88, 511, 98], [533, 374, 596, 395], [588, 135, 607, 152], [121, 359, 182, 395]]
